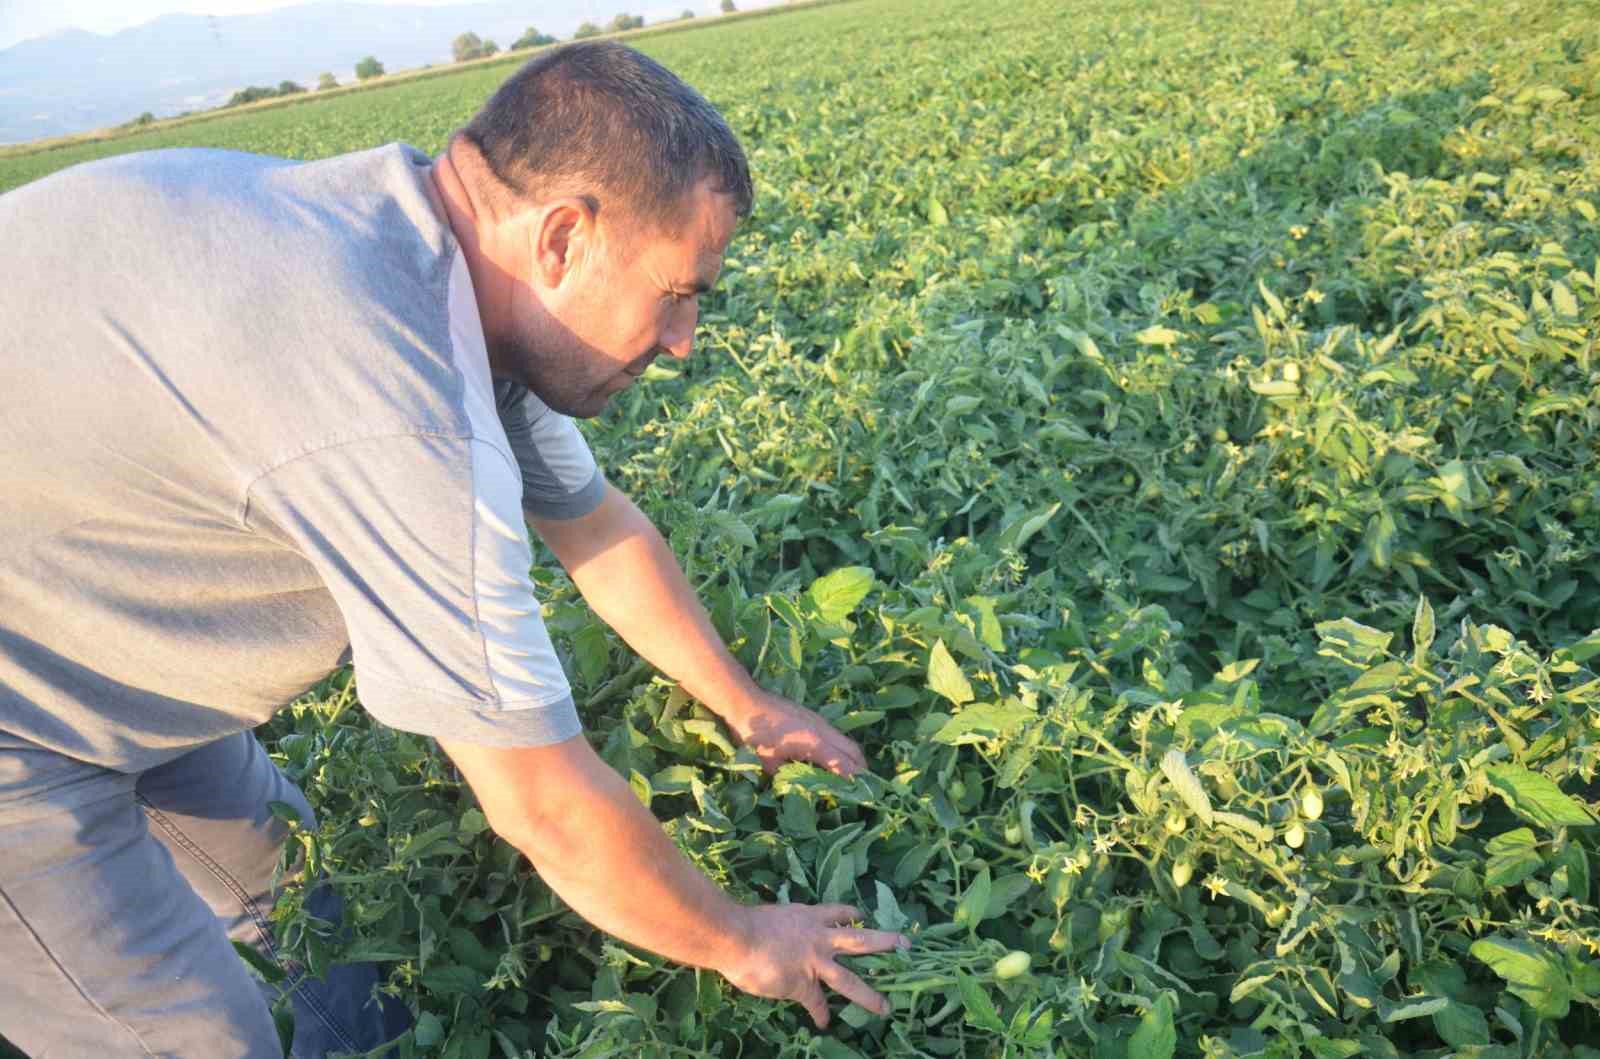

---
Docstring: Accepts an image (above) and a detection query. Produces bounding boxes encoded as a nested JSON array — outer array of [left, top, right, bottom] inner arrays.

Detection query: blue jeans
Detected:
[[0, 732, 410, 1057]]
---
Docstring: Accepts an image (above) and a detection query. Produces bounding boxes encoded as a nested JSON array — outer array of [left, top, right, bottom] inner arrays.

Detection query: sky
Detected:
[[0, 0, 483, 51]]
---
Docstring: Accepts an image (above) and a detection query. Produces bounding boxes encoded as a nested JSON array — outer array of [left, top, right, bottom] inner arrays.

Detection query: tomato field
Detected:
[[4, 0, 1600, 1055]]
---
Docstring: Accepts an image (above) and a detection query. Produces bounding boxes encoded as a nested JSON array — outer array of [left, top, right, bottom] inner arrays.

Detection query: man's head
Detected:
[[437, 41, 753, 417]]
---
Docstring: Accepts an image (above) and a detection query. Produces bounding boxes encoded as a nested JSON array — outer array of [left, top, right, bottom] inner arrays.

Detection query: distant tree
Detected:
[[607, 14, 645, 32], [452, 31, 484, 62], [720, 0, 736, 11], [354, 55, 384, 80], [316, 72, 338, 91], [512, 26, 556, 49], [135, 111, 156, 125], [226, 85, 276, 106], [573, 20, 603, 38], [481, 38, 499, 56], [680, 8, 696, 18], [277, 80, 305, 95]]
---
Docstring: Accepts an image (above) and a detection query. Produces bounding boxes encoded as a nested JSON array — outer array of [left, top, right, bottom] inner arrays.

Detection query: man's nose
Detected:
[[662, 302, 699, 360]]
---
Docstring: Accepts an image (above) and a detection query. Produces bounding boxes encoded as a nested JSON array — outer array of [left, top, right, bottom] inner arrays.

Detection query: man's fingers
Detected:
[[797, 979, 831, 1028], [819, 960, 890, 1017], [814, 903, 865, 926], [812, 731, 866, 778], [829, 926, 910, 956], [823, 733, 864, 774]]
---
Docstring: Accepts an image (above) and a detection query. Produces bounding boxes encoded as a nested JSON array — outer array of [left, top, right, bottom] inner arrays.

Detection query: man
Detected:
[[0, 41, 906, 1057]]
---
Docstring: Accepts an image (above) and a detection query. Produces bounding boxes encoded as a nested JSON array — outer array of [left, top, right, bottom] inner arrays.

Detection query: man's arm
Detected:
[[528, 483, 866, 776], [437, 733, 907, 1026]]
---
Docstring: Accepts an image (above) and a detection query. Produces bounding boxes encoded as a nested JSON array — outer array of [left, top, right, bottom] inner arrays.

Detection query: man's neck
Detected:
[[431, 141, 510, 361]]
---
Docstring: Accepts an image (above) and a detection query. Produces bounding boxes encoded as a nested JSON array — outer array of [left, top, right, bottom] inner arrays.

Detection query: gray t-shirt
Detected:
[[0, 143, 603, 790]]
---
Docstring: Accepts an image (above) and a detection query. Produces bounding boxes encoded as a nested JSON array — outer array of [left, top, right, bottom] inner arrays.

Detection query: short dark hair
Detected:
[[461, 41, 753, 232]]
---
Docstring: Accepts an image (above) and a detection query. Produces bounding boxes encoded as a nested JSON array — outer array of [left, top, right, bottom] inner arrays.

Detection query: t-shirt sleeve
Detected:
[[494, 379, 606, 521], [242, 433, 582, 747]]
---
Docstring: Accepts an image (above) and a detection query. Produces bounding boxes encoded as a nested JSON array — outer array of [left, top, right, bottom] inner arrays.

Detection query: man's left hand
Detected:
[[720, 690, 868, 778]]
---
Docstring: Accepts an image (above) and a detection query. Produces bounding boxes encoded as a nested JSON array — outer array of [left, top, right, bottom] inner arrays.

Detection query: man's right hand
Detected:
[[439, 733, 910, 1029], [719, 903, 910, 1029]]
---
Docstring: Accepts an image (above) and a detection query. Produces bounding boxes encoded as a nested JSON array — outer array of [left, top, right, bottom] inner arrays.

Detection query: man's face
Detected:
[[491, 177, 739, 418]]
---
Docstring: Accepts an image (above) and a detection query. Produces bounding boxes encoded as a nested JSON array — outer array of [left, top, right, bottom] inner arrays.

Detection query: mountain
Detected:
[[0, 2, 703, 144]]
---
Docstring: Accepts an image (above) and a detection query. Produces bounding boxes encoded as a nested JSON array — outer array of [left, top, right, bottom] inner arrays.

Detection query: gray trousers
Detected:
[[0, 732, 409, 1057]]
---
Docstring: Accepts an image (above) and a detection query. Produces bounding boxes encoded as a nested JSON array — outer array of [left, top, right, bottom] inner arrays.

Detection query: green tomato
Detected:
[[1171, 861, 1194, 888], [1097, 906, 1130, 943], [1164, 809, 1187, 835], [1004, 823, 1024, 845], [948, 779, 967, 802], [994, 951, 1031, 979], [1212, 427, 1230, 443], [1301, 788, 1324, 821], [1285, 822, 1306, 849]]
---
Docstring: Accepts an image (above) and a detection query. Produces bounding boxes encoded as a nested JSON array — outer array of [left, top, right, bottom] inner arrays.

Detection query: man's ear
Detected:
[[531, 197, 598, 289]]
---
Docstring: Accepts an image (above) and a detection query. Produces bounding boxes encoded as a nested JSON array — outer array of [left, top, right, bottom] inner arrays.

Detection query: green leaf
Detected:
[[953, 865, 991, 931], [945, 394, 981, 416], [1134, 325, 1181, 346], [1378, 995, 1448, 1021], [927, 639, 975, 705], [1484, 765, 1598, 830], [1551, 281, 1579, 317], [1484, 828, 1543, 888], [682, 718, 737, 760], [414, 1012, 445, 1049], [813, 1038, 868, 1059], [573, 622, 610, 685], [1128, 992, 1177, 1059], [957, 973, 1004, 1032], [1216, 658, 1260, 684], [1413, 596, 1436, 665], [1315, 618, 1393, 667], [983, 872, 1035, 920], [1470, 936, 1572, 1018], [873, 880, 907, 932], [273, 1001, 296, 1058], [1001, 502, 1061, 550], [1433, 1000, 1492, 1047], [969, 596, 1005, 651], [1552, 840, 1591, 903], [932, 700, 1034, 745], [422, 963, 487, 997], [231, 940, 287, 984]]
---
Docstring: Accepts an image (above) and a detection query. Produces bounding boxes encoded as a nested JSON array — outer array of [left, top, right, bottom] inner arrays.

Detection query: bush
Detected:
[[354, 56, 384, 80], [573, 20, 602, 39], [316, 72, 338, 91]]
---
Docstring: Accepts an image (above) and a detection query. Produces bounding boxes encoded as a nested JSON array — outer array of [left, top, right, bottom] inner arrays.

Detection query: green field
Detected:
[[5, 0, 1600, 1055]]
